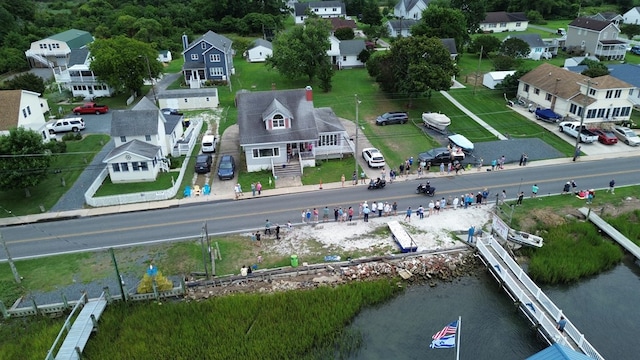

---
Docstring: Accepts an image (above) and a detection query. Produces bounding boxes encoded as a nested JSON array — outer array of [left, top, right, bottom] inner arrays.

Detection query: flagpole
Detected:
[[456, 316, 461, 360]]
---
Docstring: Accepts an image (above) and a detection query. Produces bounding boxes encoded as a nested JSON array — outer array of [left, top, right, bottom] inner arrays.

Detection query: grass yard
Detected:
[[93, 172, 177, 196], [0, 134, 110, 217], [301, 157, 356, 185]]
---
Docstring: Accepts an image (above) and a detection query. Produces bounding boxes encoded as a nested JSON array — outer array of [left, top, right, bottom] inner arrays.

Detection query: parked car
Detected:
[[46, 118, 85, 134], [217, 155, 236, 180], [630, 46, 640, 55], [418, 148, 465, 165], [612, 126, 640, 146], [361, 148, 386, 168], [376, 112, 408, 126], [590, 128, 618, 145], [194, 154, 212, 174]]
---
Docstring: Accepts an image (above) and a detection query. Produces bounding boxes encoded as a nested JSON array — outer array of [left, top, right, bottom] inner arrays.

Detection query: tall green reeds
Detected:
[[527, 221, 623, 284], [604, 209, 640, 246], [81, 279, 401, 359]]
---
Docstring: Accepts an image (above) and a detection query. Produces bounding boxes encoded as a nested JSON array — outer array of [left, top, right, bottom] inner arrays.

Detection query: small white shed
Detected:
[[483, 71, 516, 89], [157, 88, 219, 111], [246, 39, 273, 62]]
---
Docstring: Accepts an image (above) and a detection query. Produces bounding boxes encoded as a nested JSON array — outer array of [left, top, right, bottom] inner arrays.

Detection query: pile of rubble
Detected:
[[184, 252, 479, 301]]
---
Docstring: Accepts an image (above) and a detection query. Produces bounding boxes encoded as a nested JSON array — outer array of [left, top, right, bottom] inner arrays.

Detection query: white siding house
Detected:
[[102, 140, 163, 183], [394, 0, 429, 20], [157, 88, 219, 111], [293, 1, 346, 24], [479, 12, 528, 32], [483, 71, 516, 89], [246, 39, 273, 62], [0, 90, 52, 142], [623, 7, 640, 25]]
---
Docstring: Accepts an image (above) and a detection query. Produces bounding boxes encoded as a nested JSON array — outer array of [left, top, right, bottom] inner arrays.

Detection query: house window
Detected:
[[614, 89, 622, 98], [112, 163, 121, 172], [206, 97, 210, 101], [209, 54, 221, 62], [545, 93, 552, 101], [577, 106, 583, 117], [570, 103, 577, 114], [201, 43, 206, 49], [191, 54, 198, 60], [140, 162, 149, 171], [145, 135, 151, 141], [587, 109, 597, 118], [342, 56, 347, 61], [606, 90, 613, 98], [184, 98, 188, 103], [120, 162, 129, 171], [319, 134, 338, 146], [272, 114, 285, 128], [22, 109, 27, 118], [612, 107, 621, 117], [621, 107, 631, 116], [534, 88, 540, 95], [500, 22, 506, 27], [516, 22, 521, 27], [596, 108, 605, 117], [120, 136, 127, 142], [132, 162, 148, 171], [26, 106, 31, 115], [252, 148, 280, 158], [209, 67, 224, 76], [523, 84, 529, 92], [589, 88, 596, 96]]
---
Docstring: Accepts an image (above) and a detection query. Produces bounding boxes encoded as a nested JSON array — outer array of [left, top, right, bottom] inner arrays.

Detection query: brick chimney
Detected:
[[305, 86, 313, 102]]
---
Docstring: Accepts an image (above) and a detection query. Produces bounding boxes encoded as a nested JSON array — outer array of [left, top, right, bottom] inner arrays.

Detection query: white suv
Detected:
[[362, 148, 386, 168], [47, 118, 85, 134]]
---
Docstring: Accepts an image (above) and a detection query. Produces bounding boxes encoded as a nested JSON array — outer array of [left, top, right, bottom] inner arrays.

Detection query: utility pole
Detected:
[[200, 223, 210, 279], [204, 222, 215, 277], [473, 46, 483, 95], [139, 55, 157, 104], [1, 231, 21, 284], [354, 94, 361, 179], [109, 248, 126, 302], [574, 79, 596, 161]]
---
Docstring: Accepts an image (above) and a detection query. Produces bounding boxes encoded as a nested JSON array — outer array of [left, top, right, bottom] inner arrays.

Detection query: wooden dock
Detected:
[[476, 236, 604, 360], [387, 221, 417, 253], [578, 207, 640, 260]]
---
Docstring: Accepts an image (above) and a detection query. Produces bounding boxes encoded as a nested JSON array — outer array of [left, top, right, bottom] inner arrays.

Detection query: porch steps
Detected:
[[274, 161, 301, 179]]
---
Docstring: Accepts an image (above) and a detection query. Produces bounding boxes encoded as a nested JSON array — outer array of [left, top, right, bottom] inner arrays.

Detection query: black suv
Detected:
[[376, 112, 409, 125], [194, 154, 213, 174], [418, 148, 465, 165]]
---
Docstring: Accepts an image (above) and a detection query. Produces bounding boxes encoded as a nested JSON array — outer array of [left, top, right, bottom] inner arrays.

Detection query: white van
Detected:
[[201, 134, 217, 153]]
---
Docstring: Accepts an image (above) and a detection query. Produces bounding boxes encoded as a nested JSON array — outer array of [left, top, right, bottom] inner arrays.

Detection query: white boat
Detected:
[[507, 230, 544, 248], [448, 134, 474, 153], [422, 112, 451, 131]]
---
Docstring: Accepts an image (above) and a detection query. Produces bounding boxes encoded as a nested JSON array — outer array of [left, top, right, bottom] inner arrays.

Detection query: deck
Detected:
[[476, 236, 604, 360], [578, 207, 640, 260], [388, 221, 417, 253]]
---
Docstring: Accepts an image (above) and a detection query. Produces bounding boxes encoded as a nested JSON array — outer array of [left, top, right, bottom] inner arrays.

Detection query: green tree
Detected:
[[500, 37, 530, 58], [334, 27, 355, 40], [580, 59, 609, 78], [496, 69, 528, 97], [491, 54, 519, 71], [317, 62, 334, 92], [450, 0, 486, 33], [468, 35, 501, 56], [5, 73, 45, 94], [366, 51, 395, 92], [0, 127, 51, 197], [88, 36, 163, 95], [361, 0, 382, 26], [387, 36, 457, 103], [266, 18, 332, 82], [621, 24, 640, 40], [411, 6, 468, 54], [0, 47, 28, 73]]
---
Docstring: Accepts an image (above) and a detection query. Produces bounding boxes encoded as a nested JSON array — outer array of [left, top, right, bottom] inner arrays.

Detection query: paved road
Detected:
[[3, 156, 639, 260]]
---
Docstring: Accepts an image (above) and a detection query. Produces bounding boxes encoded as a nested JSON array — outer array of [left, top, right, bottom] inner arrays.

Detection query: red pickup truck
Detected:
[[73, 102, 109, 115]]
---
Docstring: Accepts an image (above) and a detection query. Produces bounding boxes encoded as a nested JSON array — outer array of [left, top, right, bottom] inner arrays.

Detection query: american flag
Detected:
[[432, 321, 458, 340]]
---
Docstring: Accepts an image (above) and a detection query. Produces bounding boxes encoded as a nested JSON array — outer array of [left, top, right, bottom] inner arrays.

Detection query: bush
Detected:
[[136, 271, 173, 293], [44, 139, 67, 154], [167, 155, 184, 169], [61, 133, 83, 141]]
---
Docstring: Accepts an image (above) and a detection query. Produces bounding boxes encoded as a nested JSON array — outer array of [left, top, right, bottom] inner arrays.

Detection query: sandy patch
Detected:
[[249, 207, 494, 257]]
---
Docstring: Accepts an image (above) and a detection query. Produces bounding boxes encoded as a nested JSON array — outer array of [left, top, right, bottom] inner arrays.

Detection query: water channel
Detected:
[[349, 256, 640, 359]]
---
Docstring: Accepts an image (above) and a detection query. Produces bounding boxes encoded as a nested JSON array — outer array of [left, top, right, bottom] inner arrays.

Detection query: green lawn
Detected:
[[301, 157, 356, 185], [93, 171, 178, 196], [0, 134, 110, 217]]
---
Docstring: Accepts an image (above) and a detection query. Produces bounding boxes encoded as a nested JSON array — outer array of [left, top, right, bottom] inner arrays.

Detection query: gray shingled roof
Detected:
[[314, 108, 345, 133], [569, 17, 612, 31], [262, 99, 293, 122], [394, 0, 427, 11], [237, 89, 319, 146], [294, 1, 346, 17], [387, 19, 418, 31], [103, 139, 161, 162], [482, 12, 527, 24], [250, 39, 272, 50], [111, 109, 160, 137], [133, 96, 158, 111], [156, 88, 218, 99], [440, 38, 457, 55], [183, 30, 233, 54], [162, 114, 182, 135], [339, 39, 366, 55], [507, 34, 545, 48], [68, 49, 89, 66]]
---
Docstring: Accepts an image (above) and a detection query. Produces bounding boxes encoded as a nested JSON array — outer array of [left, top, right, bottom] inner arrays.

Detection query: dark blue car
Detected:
[[217, 155, 236, 180]]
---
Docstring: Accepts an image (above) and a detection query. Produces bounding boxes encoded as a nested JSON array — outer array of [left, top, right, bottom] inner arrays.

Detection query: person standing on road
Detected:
[[341, 174, 345, 187], [523, 153, 528, 166], [313, 208, 319, 223], [323, 206, 330, 222], [265, 220, 272, 235], [404, 207, 412, 222], [482, 188, 490, 204], [439, 162, 445, 175], [251, 183, 256, 196], [275, 224, 281, 240], [352, 171, 357, 185], [499, 155, 505, 170], [501, 190, 507, 205], [519, 153, 525, 166], [606, 179, 615, 194], [418, 205, 424, 219], [467, 226, 475, 243], [531, 184, 539, 198], [306, 209, 312, 223], [562, 182, 571, 194], [392, 201, 398, 216], [360, 170, 366, 184], [301, 210, 306, 223], [348, 207, 354, 221], [516, 192, 524, 205], [363, 206, 370, 222], [256, 181, 262, 195]]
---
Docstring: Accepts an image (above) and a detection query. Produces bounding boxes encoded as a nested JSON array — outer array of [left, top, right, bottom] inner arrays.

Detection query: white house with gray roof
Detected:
[[394, 0, 429, 20], [336, 40, 366, 68], [386, 19, 418, 37], [246, 39, 273, 62], [504, 34, 553, 60], [157, 88, 219, 111], [293, 1, 346, 24], [102, 140, 163, 183], [237, 86, 352, 173]]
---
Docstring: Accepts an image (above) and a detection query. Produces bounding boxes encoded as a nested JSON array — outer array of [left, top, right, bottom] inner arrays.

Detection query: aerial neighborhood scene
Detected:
[[2, 0, 640, 358]]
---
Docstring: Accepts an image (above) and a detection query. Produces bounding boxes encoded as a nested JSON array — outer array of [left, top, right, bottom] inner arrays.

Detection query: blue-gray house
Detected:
[[181, 31, 234, 86]]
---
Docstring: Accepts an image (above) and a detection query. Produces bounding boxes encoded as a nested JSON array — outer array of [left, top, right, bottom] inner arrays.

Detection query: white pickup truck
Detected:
[[46, 118, 85, 134], [558, 121, 599, 143]]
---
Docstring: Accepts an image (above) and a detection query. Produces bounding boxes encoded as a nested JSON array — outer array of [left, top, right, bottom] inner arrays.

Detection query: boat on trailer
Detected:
[[422, 112, 451, 132], [507, 230, 543, 248]]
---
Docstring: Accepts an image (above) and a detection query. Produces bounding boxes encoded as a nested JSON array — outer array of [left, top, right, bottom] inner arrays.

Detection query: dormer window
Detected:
[[272, 114, 285, 129]]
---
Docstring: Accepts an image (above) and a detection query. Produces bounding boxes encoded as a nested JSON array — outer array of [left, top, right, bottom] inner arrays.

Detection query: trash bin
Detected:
[[290, 255, 299, 267], [182, 119, 190, 127]]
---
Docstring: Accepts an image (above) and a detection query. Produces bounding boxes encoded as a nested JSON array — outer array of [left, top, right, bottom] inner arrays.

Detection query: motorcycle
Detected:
[[416, 182, 436, 197], [367, 179, 386, 190]]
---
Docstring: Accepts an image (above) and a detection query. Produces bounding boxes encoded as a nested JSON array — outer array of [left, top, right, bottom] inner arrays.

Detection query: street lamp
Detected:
[[139, 55, 157, 104], [354, 94, 361, 180]]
